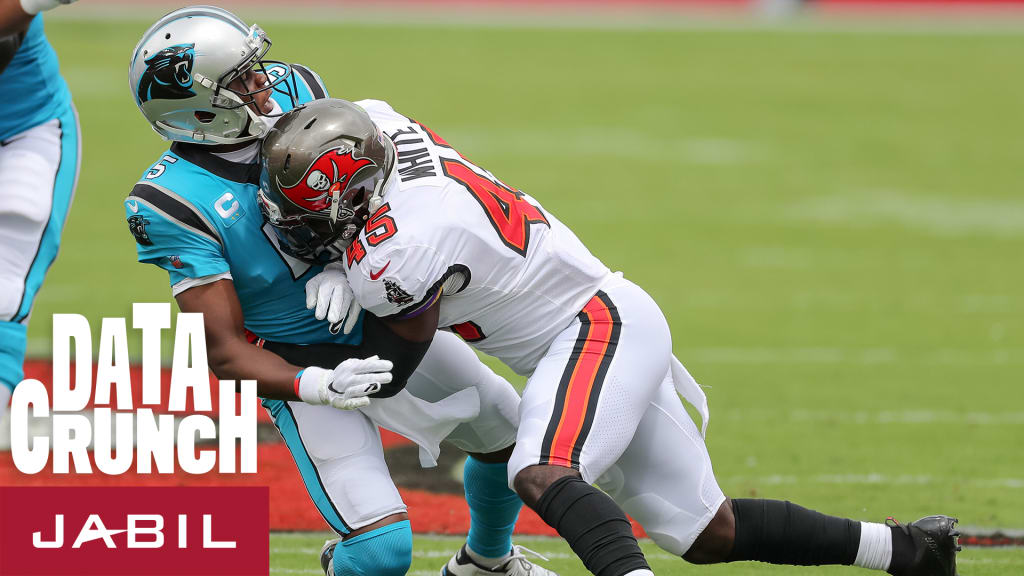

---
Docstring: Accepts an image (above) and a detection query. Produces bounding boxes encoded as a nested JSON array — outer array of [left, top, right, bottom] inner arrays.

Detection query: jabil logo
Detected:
[[33, 514, 236, 549]]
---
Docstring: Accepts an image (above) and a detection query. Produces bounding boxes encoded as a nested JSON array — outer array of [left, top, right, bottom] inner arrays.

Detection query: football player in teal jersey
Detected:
[[127, 7, 556, 576], [0, 0, 79, 421]]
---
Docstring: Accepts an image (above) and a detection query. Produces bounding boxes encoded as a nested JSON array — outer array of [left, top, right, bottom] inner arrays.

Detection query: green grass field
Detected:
[[271, 534, 1023, 575], [33, 10, 1024, 575]]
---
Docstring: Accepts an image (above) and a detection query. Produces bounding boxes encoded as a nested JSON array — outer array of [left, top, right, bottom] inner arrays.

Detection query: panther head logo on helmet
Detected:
[[279, 147, 376, 213], [136, 43, 196, 104]]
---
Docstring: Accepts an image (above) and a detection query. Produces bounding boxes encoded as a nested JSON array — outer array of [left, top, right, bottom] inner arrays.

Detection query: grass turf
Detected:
[[31, 12, 1023, 575], [268, 533, 1024, 575]]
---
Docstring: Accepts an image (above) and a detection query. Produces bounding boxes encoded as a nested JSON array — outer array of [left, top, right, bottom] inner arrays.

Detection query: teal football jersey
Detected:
[[125, 64, 362, 345], [0, 15, 72, 141]]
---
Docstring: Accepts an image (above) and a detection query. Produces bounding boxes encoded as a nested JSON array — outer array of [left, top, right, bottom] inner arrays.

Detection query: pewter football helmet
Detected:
[[259, 99, 397, 263], [129, 5, 294, 144]]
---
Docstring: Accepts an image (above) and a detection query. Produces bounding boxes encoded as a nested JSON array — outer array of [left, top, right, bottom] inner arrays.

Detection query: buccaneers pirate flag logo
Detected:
[[279, 147, 377, 212]]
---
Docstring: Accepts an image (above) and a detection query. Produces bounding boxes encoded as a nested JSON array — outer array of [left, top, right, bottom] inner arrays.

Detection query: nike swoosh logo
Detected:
[[369, 261, 390, 281], [126, 200, 139, 213]]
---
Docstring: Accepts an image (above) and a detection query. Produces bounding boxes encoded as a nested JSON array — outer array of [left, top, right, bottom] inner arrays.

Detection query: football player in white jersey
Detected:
[[0, 0, 78, 421], [127, 7, 557, 576], [260, 99, 961, 576]]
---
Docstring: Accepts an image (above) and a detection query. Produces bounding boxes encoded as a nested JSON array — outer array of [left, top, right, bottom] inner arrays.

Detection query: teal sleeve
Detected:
[[125, 200, 230, 286]]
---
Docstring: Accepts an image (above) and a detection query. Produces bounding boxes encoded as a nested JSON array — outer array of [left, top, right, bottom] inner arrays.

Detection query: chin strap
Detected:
[[329, 188, 342, 223], [154, 121, 262, 145]]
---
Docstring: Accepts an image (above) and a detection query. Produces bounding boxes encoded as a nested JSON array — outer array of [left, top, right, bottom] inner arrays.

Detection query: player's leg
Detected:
[[702, 492, 958, 572], [404, 330, 519, 459], [0, 104, 80, 420], [594, 370, 725, 560], [403, 331, 556, 574], [509, 280, 672, 576], [262, 399, 412, 576], [319, 521, 413, 576], [601, 368, 959, 576]]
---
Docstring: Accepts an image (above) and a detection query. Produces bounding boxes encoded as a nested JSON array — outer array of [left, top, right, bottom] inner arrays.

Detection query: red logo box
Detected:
[[0, 486, 268, 576]]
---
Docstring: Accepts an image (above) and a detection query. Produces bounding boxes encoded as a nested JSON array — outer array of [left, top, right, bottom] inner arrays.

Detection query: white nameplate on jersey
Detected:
[[8, 303, 258, 476]]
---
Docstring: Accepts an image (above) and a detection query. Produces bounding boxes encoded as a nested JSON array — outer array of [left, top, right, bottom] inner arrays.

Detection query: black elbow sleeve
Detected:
[[263, 314, 431, 398], [357, 314, 430, 398]]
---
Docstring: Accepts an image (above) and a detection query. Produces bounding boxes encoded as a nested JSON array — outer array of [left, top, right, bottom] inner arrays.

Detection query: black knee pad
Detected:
[[536, 476, 649, 576]]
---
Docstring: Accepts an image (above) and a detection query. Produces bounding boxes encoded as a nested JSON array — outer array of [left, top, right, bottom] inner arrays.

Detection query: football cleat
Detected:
[[319, 537, 341, 576], [887, 515, 961, 576], [441, 543, 560, 576]]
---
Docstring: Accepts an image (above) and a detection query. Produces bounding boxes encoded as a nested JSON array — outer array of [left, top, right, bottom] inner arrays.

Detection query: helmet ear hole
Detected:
[[194, 111, 215, 124]]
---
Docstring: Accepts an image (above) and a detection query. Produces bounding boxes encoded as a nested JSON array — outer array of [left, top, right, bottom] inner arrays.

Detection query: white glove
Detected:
[[305, 262, 361, 335], [20, 0, 76, 15], [296, 356, 393, 410]]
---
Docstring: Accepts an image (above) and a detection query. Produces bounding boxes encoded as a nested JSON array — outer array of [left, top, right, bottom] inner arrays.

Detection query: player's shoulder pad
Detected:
[[345, 234, 461, 319], [136, 148, 231, 191], [290, 63, 329, 100], [355, 99, 410, 125], [125, 180, 223, 248]]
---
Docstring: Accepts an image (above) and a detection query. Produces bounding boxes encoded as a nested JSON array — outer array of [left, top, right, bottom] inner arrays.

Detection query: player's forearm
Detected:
[[1, 0, 74, 34], [258, 315, 428, 399], [359, 314, 431, 397], [207, 339, 302, 401]]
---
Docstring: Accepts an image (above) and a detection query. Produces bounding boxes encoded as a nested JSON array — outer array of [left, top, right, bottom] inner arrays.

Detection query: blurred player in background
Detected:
[[0, 0, 79, 420], [755, 0, 810, 18], [127, 7, 556, 576], [262, 99, 963, 576]]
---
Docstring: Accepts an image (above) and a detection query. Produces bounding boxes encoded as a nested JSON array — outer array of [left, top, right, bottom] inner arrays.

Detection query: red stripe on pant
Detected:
[[542, 293, 617, 469]]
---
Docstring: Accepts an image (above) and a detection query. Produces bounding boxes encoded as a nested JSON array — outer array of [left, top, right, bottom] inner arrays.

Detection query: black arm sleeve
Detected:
[[262, 314, 431, 398]]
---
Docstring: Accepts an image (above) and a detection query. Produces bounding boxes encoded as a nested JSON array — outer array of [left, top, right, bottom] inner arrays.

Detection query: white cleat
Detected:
[[441, 544, 560, 575]]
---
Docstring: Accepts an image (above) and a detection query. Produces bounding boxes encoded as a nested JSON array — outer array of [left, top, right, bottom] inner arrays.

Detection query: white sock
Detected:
[[624, 571, 655, 576], [854, 521, 893, 571]]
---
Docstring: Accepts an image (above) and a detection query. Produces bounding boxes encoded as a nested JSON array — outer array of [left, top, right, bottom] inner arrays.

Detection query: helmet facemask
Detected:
[[198, 25, 296, 139], [259, 180, 376, 265]]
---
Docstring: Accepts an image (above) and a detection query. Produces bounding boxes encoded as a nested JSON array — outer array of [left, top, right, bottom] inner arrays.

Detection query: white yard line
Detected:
[[788, 190, 1024, 239], [722, 474, 1024, 489], [720, 409, 1024, 426], [683, 346, 1024, 367]]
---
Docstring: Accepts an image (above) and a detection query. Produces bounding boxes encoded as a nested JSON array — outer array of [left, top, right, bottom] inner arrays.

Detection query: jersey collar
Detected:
[[170, 142, 261, 185]]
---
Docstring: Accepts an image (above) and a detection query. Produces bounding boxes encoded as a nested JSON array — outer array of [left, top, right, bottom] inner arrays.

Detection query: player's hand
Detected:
[[20, 0, 78, 15], [305, 263, 361, 335], [296, 356, 393, 410]]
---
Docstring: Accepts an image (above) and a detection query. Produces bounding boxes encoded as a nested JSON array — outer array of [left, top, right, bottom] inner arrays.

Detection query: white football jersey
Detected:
[[344, 100, 612, 375]]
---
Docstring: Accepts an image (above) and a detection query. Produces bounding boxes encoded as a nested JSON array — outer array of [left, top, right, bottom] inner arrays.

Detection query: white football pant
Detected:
[[262, 330, 520, 533], [509, 274, 726, 555]]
